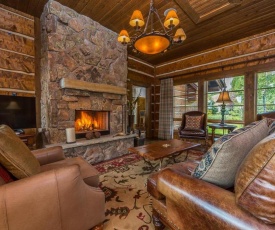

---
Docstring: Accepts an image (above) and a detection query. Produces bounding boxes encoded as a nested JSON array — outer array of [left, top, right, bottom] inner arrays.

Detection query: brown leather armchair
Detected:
[[0, 146, 105, 230], [178, 111, 208, 145]]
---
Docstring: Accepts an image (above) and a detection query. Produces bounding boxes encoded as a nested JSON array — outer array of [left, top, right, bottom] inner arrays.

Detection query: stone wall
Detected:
[[47, 135, 136, 164], [40, 0, 127, 143]]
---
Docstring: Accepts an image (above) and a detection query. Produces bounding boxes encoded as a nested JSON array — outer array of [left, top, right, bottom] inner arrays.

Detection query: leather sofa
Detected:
[[148, 118, 275, 230], [0, 125, 105, 230]]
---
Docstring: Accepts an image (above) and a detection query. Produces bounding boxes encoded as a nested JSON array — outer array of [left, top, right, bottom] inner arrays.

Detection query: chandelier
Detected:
[[117, 0, 186, 55]]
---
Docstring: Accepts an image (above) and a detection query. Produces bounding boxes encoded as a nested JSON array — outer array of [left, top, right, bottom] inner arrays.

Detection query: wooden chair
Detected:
[[178, 111, 208, 146]]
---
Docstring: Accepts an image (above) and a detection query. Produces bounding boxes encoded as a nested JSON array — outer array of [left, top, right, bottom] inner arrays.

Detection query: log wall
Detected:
[[0, 4, 35, 97]]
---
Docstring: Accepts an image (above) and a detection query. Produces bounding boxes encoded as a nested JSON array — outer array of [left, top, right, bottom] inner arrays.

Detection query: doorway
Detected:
[[132, 86, 146, 135]]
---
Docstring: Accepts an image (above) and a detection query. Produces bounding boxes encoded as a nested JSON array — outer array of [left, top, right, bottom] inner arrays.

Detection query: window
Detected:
[[173, 83, 198, 131], [207, 76, 244, 127], [257, 71, 275, 114]]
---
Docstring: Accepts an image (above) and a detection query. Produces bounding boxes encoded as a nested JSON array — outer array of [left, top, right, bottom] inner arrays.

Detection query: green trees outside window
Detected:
[[257, 71, 275, 113]]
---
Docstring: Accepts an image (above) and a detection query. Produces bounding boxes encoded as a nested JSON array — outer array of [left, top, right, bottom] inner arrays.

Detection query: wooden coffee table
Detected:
[[128, 139, 200, 171]]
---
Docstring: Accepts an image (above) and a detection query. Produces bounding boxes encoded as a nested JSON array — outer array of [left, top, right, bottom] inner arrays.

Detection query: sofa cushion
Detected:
[[180, 129, 205, 137], [185, 115, 202, 129], [235, 132, 275, 224], [0, 125, 40, 179], [262, 116, 275, 126], [192, 119, 268, 188]]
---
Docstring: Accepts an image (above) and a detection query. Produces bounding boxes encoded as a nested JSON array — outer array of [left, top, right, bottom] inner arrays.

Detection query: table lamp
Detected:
[[216, 89, 233, 125]]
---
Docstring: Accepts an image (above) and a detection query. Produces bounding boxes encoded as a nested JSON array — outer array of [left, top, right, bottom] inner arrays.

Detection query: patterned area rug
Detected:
[[95, 149, 204, 230]]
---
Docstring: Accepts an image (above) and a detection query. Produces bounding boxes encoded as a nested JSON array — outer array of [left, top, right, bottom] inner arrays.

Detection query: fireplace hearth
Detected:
[[75, 110, 110, 138]]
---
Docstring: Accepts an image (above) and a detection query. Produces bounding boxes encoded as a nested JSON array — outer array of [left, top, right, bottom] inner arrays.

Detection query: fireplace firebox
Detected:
[[75, 110, 110, 138]]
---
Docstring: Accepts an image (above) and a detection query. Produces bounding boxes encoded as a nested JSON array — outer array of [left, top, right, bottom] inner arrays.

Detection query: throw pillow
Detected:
[[268, 121, 275, 135], [0, 163, 14, 183], [235, 132, 275, 224], [192, 119, 269, 188], [185, 115, 202, 129], [0, 125, 40, 179], [262, 116, 275, 126]]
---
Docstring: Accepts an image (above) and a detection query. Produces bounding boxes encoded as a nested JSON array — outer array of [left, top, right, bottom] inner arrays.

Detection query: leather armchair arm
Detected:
[[32, 146, 65, 165], [0, 165, 105, 230], [157, 168, 270, 230]]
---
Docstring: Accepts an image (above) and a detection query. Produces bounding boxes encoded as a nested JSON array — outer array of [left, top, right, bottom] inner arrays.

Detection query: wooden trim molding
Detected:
[[0, 88, 35, 95], [60, 78, 127, 95], [156, 29, 275, 79]]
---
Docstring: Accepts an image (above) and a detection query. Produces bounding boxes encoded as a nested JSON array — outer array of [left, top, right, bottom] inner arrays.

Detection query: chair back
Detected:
[[181, 111, 207, 131], [256, 111, 275, 120]]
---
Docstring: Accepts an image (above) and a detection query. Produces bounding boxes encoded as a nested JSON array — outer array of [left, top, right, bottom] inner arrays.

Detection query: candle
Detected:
[[66, 128, 76, 143]]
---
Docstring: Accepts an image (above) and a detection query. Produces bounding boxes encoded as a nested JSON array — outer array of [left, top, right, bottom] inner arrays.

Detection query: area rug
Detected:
[[96, 149, 204, 230]]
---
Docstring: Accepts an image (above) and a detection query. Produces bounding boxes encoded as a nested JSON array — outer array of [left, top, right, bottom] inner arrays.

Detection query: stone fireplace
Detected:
[[39, 1, 134, 164], [40, 0, 127, 144]]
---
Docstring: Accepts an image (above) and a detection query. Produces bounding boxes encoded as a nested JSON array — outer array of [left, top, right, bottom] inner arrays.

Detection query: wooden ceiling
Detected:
[[1, 0, 275, 65]]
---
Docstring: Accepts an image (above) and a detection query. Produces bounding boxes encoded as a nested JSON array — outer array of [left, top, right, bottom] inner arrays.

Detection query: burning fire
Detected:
[[75, 111, 98, 131]]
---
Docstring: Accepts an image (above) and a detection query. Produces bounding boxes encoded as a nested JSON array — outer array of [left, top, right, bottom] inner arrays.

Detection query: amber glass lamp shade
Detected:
[[173, 28, 186, 43], [134, 35, 170, 54], [129, 10, 145, 28], [117, 30, 130, 44], [164, 9, 179, 29], [216, 91, 233, 104]]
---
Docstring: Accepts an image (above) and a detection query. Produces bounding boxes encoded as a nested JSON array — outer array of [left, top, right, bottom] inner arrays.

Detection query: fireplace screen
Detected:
[[75, 110, 110, 136]]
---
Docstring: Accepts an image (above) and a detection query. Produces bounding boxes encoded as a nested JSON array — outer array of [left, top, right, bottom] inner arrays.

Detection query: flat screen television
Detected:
[[0, 95, 36, 130]]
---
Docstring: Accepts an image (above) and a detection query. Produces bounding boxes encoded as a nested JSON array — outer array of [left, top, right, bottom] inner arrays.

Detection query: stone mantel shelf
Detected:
[[46, 134, 137, 150], [60, 78, 127, 95]]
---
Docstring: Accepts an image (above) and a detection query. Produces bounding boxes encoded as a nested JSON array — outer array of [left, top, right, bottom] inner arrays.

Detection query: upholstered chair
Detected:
[[178, 111, 208, 145], [0, 125, 105, 230]]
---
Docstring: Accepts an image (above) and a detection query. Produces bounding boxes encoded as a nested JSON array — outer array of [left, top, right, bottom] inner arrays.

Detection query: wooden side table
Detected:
[[208, 124, 237, 143]]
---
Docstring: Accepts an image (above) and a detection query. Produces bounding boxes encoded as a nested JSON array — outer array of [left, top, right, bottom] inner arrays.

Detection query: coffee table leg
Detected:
[[182, 150, 189, 161], [158, 159, 164, 171], [142, 157, 160, 173]]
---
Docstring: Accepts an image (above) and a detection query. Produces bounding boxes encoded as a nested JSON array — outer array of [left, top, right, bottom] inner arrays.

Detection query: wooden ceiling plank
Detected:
[[185, 2, 275, 39], [79, 0, 106, 21], [58, 0, 77, 10], [26, 0, 45, 18], [173, 0, 200, 23], [74, 0, 93, 13], [97, 0, 128, 22], [145, 0, 275, 64], [153, 13, 275, 66]]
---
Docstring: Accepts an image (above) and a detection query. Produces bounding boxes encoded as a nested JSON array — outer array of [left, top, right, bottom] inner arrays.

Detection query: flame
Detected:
[[75, 111, 95, 131]]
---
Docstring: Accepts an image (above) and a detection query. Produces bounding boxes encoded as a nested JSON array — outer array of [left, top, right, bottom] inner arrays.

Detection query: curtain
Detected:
[[158, 78, 174, 140]]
